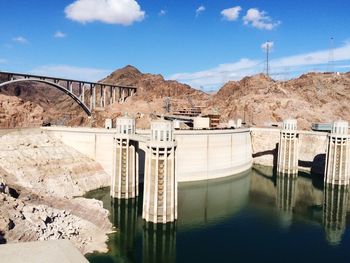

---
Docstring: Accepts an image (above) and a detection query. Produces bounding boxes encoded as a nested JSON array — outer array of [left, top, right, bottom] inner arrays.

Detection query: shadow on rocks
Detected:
[[0, 231, 6, 244]]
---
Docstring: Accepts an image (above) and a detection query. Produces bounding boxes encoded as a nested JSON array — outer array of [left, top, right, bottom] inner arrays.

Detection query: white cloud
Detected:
[[12, 36, 28, 44], [243, 8, 280, 30], [170, 42, 350, 90], [54, 31, 67, 38], [29, 65, 111, 82], [221, 6, 242, 21], [261, 41, 274, 51], [158, 9, 167, 16], [196, 5, 205, 16], [65, 0, 145, 26]]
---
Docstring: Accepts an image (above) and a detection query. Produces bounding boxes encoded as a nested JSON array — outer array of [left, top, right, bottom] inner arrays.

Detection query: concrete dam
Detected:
[[44, 118, 350, 224]]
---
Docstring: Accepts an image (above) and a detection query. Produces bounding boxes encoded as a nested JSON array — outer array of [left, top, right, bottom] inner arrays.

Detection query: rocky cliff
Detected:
[[0, 81, 87, 128], [208, 72, 350, 129], [1, 67, 350, 130], [0, 129, 112, 254]]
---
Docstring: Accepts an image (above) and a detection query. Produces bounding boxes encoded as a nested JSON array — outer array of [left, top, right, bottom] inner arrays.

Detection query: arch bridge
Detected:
[[0, 71, 137, 116]]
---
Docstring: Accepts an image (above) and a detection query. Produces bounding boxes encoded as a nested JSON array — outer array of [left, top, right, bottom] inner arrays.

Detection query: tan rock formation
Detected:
[[0, 129, 112, 254], [1, 67, 350, 130], [209, 72, 350, 129]]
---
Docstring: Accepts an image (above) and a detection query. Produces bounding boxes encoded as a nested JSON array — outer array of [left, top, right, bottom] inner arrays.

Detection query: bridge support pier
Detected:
[[142, 119, 177, 224], [111, 116, 139, 199], [325, 121, 350, 185], [277, 119, 298, 177], [121, 88, 125, 103], [112, 87, 116, 103], [81, 84, 85, 105]]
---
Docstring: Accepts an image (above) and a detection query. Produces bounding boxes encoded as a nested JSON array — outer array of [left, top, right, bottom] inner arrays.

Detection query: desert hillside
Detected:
[[207, 72, 350, 129], [1, 67, 350, 130]]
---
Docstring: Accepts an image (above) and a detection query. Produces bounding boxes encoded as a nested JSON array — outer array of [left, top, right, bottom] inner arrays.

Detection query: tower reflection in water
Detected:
[[142, 223, 176, 263], [323, 184, 349, 245], [276, 174, 297, 228], [111, 198, 139, 261], [111, 197, 177, 263]]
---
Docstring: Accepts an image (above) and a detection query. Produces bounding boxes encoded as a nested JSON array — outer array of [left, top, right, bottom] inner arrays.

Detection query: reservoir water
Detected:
[[86, 166, 350, 263]]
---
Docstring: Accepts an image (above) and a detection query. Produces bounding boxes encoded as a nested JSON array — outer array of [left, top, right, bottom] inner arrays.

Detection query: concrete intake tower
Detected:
[[111, 116, 139, 199], [142, 119, 177, 223], [277, 119, 299, 176], [325, 121, 350, 185]]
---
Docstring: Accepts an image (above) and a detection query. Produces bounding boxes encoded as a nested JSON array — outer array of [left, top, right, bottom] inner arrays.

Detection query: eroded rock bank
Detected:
[[0, 129, 113, 254]]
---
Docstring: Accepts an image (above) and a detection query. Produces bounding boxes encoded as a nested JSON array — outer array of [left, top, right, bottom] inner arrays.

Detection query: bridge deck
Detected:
[[0, 71, 136, 90]]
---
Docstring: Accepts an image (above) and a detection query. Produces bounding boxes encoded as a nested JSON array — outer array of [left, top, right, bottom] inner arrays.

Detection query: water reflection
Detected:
[[142, 223, 176, 263], [177, 171, 251, 230], [276, 175, 297, 228], [323, 184, 349, 245], [110, 198, 139, 261], [87, 167, 350, 263]]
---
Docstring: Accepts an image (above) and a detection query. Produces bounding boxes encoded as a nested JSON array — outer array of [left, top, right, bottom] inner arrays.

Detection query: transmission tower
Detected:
[[327, 37, 334, 73], [264, 41, 271, 77]]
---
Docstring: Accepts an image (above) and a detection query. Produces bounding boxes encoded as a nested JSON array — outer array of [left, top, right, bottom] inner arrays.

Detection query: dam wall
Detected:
[[44, 127, 116, 176], [174, 129, 252, 182], [251, 128, 329, 174], [44, 127, 253, 183]]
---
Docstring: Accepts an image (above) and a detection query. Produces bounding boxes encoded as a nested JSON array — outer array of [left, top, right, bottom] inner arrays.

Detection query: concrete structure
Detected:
[[111, 116, 139, 199], [277, 119, 299, 176], [105, 118, 112, 129], [323, 184, 349, 245], [0, 71, 137, 116], [251, 128, 329, 175], [325, 121, 350, 185], [175, 129, 252, 182], [228, 119, 243, 129], [193, 117, 210, 129], [44, 126, 253, 183], [0, 240, 88, 263], [142, 119, 177, 223]]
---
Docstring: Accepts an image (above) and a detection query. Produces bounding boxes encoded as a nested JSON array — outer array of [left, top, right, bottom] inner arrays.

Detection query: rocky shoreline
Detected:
[[0, 129, 113, 254]]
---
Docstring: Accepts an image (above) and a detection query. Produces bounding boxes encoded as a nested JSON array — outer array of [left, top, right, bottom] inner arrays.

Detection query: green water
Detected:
[[86, 166, 350, 263]]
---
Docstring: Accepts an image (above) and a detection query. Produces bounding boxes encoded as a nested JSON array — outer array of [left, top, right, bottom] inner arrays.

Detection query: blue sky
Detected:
[[1, 0, 350, 90]]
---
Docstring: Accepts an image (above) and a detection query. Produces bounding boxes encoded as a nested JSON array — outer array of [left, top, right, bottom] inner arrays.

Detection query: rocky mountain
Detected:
[[0, 66, 208, 128], [89, 65, 209, 128], [0, 81, 87, 128], [101, 65, 207, 100], [1, 66, 350, 130], [208, 72, 350, 129]]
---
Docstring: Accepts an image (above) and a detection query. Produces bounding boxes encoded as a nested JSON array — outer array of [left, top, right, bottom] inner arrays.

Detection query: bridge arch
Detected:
[[0, 78, 91, 116]]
